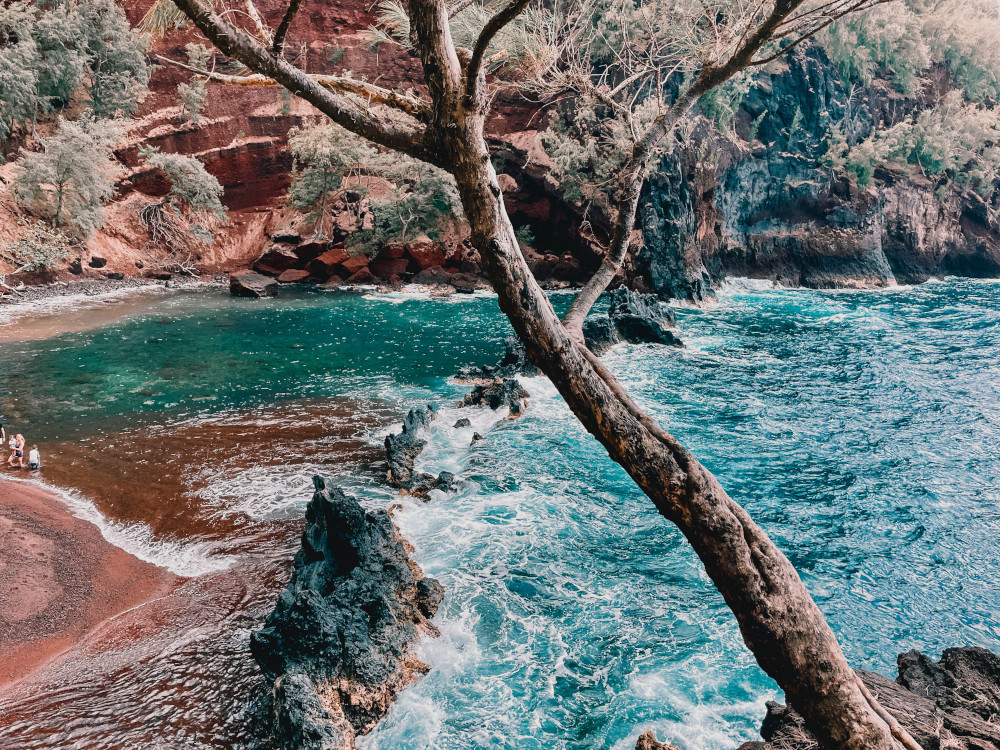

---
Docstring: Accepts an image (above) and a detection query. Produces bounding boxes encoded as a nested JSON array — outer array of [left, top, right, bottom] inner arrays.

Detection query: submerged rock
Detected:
[[456, 336, 538, 382], [250, 478, 442, 750], [458, 378, 529, 415], [738, 647, 1000, 750]]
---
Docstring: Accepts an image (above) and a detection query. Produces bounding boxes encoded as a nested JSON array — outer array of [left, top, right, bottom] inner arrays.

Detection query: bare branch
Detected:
[[464, 0, 533, 105], [168, 0, 437, 162], [448, 0, 478, 17], [242, 0, 274, 45], [272, 0, 304, 55], [157, 54, 432, 119]]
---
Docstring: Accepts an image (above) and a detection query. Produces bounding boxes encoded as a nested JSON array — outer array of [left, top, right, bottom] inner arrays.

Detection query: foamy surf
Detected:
[[3, 476, 234, 577]]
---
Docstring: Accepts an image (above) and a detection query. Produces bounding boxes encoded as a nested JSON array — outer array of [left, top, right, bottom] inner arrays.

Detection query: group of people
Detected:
[[3, 425, 40, 470]]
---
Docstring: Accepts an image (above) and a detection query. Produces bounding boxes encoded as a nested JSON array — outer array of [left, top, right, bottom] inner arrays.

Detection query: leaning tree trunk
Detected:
[[415, 24, 900, 737], [448, 109, 897, 750]]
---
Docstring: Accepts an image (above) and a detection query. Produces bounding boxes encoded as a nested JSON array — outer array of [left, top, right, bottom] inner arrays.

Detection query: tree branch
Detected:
[[272, 0, 304, 55], [448, 0, 478, 17], [562, 0, 888, 333], [464, 0, 533, 105], [157, 54, 432, 119], [168, 0, 437, 162], [242, 0, 274, 45]]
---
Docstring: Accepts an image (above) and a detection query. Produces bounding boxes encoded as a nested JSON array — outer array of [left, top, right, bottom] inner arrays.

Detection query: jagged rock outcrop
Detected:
[[458, 378, 530, 417], [583, 288, 684, 354], [635, 731, 680, 750], [634, 44, 1000, 300], [384, 405, 458, 497], [736, 647, 1000, 750], [250, 478, 443, 750], [455, 336, 539, 382]]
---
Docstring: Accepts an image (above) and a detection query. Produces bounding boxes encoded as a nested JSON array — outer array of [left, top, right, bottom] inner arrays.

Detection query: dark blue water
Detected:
[[1, 280, 998, 750]]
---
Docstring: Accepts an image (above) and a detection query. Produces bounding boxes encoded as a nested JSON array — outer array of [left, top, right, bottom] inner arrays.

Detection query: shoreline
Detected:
[[0, 477, 179, 691]]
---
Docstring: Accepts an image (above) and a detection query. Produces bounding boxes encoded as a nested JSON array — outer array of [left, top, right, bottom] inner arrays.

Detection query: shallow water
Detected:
[[1, 281, 998, 749]]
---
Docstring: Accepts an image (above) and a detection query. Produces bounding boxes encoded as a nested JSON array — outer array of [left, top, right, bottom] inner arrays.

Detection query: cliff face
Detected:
[[19, 3, 997, 290], [635, 45, 1000, 301]]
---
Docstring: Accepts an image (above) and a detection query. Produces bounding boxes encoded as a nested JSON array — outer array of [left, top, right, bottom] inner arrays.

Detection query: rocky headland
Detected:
[[250, 477, 444, 750]]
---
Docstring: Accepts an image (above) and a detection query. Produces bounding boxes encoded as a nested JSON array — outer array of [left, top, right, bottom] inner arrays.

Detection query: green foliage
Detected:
[[77, 0, 150, 117], [786, 107, 803, 151], [177, 44, 210, 125], [13, 114, 122, 235], [288, 120, 461, 249], [824, 91, 1000, 195], [2, 222, 73, 273], [820, 0, 1000, 100], [748, 110, 768, 146], [0, 0, 149, 139], [514, 224, 535, 247], [699, 73, 752, 131], [0, 5, 41, 142], [139, 146, 227, 221], [329, 46, 345, 66]]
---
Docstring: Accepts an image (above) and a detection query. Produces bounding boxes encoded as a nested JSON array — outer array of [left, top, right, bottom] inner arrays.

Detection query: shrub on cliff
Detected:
[[176, 44, 211, 126], [13, 114, 122, 236], [825, 90, 1000, 196], [138, 146, 227, 259], [287, 119, 461, 249], [1, 222, 74, 274]]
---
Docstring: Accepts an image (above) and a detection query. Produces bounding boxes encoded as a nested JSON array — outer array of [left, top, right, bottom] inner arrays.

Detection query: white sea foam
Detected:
[[0, 281, 216, 330], [3, 476, 233, 577]]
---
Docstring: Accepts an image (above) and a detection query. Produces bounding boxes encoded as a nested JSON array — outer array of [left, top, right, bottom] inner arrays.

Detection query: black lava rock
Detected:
[[250, 479, 442, 750]]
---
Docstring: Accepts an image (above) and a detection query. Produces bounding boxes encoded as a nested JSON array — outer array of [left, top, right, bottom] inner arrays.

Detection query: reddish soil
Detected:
[[0, 479, 178, 689]]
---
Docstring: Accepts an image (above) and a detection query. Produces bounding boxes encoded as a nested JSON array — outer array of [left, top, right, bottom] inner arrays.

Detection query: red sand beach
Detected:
[[0, 478, 178, 689]]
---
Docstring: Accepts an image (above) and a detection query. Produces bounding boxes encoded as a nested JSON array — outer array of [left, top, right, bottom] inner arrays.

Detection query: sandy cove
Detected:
[[0, 478, 178, 690]]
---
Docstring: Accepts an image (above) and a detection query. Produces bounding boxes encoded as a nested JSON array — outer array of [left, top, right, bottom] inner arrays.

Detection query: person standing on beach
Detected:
[[8, 434, 24, 469]]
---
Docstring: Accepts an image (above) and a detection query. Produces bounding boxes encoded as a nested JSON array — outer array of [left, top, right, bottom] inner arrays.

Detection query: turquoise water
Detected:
[[1, 280, 999, 750]]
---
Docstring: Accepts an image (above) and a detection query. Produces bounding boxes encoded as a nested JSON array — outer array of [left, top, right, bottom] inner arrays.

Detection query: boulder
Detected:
[[346, 268, 378, 285], [371, 257, 410, 280], [339, 253, 370, 275], [582, 316, 620, 355], [270, 230, 301, 244], [456, 336, 539, 382], [449, 272, 485, 294], [277, 269, 311, 283], [88, 256, 107, 269], [320, 275, 343, 289], [741, 647, 1000, 750], [375, 242, 406, 259], [250, 478, 442, 750], [230, 271, 279, 298], [255, 246, 300, 276], [69, 257, 83, 275], [453, 418, 472, 428], [291, 240, 327, 262], [308, 247, 350, 278], [411, 267, 452, 286], [105, 272, 125, 280], [406, 236, 446, 271], [635, 732, 680, 750], [385, 405, 435, 487]]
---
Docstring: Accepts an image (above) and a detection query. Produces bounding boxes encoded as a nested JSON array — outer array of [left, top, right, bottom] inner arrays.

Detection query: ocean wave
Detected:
[[3, 476, 233, 577]]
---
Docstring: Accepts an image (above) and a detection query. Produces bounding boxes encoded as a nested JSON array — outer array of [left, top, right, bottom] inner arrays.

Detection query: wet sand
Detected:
[[0, 478, 178, 689]]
